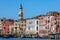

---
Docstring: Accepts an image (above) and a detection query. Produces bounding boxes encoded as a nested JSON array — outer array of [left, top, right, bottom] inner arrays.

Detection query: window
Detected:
[[8, 31, 9, 33], [28, 27, 30, 30], [55, 23, 57, 24], [0, 29, 1, 33], [1, 19, 3, 21], [20, 28, 23, 30], [4, 27, 6, 29], [15, 24, 17, 26], [55, 19, 56, 20], [29, 22, 32, 24], [48, 17, 49, 18], [37, 21, 38, 24], [19, 24, 20, 26], [45, 27, 48, 29], [45, 26, 49, 29], [51, 24, 53, 26], [51, 23, 53, 26], [15, 27, 17, 29], [36, 32, 38, 34], [22, 24, 23, 26], [57, 25, 59, 27], [48, 20, 50, 23], [45, 27, 47, 29], [37, 26, 38, 31]]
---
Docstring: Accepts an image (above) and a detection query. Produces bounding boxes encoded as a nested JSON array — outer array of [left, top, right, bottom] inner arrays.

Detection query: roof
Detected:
[[56, 16, 60, 19], [33, 15, 54, 19], [47, 11, 60, 16]]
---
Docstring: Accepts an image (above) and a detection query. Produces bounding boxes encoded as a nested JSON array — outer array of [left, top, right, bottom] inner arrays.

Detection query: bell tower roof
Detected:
[[20, 4, 23, 9], [18, 4, 23, 20]]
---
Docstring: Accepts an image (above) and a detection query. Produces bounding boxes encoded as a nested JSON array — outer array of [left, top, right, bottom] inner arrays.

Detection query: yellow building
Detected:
[[13, 20, 20, 36]]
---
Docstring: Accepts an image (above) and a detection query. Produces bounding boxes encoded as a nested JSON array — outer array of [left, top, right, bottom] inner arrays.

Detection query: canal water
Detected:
[[0, 38, 60, 40]]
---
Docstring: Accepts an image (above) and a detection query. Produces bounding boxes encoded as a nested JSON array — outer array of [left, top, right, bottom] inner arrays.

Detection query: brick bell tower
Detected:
[[18, 4, 23, 21]]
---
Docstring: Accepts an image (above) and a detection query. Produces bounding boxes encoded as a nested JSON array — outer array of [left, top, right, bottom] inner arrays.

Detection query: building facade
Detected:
[[0, 4, 60, 38], [2, 19, 14, 36], [56, 16, 60, 33], [47, 12, 60, 33], [0, 19, 2, 35], [8, 19, 14, 36], [12, 20, 20, 37], [26, 18, 39, 37], [33, 15, 57, 37]]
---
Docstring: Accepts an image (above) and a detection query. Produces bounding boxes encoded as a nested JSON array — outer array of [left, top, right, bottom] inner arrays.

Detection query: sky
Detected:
[[0, 0, 60, 20]]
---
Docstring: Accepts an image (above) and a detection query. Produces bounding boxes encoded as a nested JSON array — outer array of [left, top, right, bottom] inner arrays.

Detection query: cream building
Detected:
[[13, 20, 20, 36], [18, 4, 26, 35]]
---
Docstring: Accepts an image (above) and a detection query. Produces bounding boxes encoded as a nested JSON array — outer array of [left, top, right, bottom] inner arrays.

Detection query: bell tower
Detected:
[[18, 4, 23, 20]]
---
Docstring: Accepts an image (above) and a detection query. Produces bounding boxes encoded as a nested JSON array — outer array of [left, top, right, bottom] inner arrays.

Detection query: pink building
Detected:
[[2, 19, 14, 36], [34, 15, 57, 37], [39, 16, 56, 37], [56, 16, 60, 33]]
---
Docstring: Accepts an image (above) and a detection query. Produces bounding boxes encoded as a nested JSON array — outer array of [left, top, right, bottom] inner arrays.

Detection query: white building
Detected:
[[26, 18, 39, 35]]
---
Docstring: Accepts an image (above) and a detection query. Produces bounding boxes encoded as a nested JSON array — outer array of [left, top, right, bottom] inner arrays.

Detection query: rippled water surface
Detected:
[[0, 38, 60, 40]]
